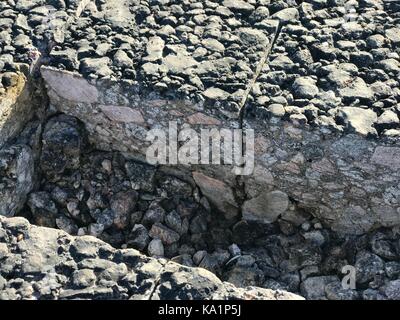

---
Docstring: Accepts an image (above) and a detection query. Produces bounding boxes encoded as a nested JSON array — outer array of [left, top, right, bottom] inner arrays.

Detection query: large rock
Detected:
[[385, 280, 400, 300], [338, 77, 374, 101], [271, 8, 300, 24], [292, 77, 319, 99], [243, 191, 289, 223], [0, 145, 34, 217], [193, 172, 239, 219], [40, 115, 83, 179], [0, 216, 303, 300], [41, 67, 99, 103]]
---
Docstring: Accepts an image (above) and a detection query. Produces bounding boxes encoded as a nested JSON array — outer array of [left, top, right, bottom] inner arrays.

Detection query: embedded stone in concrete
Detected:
[[242, 190, 289, 223], [371, 147, 400, 169], [337, 107, 378, 137], [193, 172, 239, 219], [41, 67, 99, 104], [187, 113, 222, 126], [100, 105, 145, 124]]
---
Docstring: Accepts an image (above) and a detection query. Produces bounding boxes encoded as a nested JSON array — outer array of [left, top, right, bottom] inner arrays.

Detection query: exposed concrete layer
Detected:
[[0, 0, 93, 147], [244, 116, 400, 235], [1, 1, 400, 234], [247, 1, 400, 136], [0, 216, 303, 300], [45, 0, 278, 119], [2, 119, 400, 300]]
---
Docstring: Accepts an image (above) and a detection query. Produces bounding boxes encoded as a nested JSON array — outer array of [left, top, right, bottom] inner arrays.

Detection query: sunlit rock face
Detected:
[[1, 0, 400, 301]]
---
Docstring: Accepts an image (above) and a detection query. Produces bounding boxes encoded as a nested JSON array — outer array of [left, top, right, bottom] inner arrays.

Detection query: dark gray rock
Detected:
[[325, 281, 360, 300], [385, 262, 400, 279], [125, 161, 157, 192], [385, 280, 400, 300], [110, 191, 138, 230], [370, 233, 398, 260], [142, 202, 165, 226], [28, 192, 59, 228], [355, 251, 385, 284], [41, 115, 83, 179], [300, 276, 339, 300], [127, 224, 150, 251]]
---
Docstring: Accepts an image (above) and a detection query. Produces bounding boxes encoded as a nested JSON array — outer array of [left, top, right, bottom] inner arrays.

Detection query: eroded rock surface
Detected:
[[1, 0, 400, 301], [0, 215, 302, 300], [0, 115, 396, 301]]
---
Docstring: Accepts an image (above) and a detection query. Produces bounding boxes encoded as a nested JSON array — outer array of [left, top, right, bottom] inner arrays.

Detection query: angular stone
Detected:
[[193, 172, 239, 219], [40, 115, 83, 178], [292, 77, 319, 99], [338, 77, 374, 100], [236, 28, 269, 47], [72, 269, 97, 289], [222, 0, 255, 13], [272, 8, 300, 23], [0, 71, 35, 148], [128, 224, 150, 251], [300, 276, 338, 300], [385, 280, 400, 300], [148, 239, 164, 257], [385, 28, 400, 44], [337, 107, 377, 136], [100, 105, 145, 124], [162, 54, 198, 75], [41, 67, 99, 103], [371, 147, 400, 169], [149, 223, 180, 245], [355, 251, 385, 284], [0, 145, 34, 217], [243, 191, 289, 223], [187, 112, 221, 125], [28, 192, 59, 228], [110, 191, 138, 230], [202, 38, 225, 52], [113, 50, 133, 69], [203, 87, 230, 100], [325, 281, 360, 300], [144, 36, 165, 62]]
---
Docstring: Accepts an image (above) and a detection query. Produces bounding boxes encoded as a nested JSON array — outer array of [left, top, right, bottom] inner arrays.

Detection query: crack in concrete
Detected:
[[238, 21, 283, 129], [147, 264, 165, 300], [233, 20, 283, 213]]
